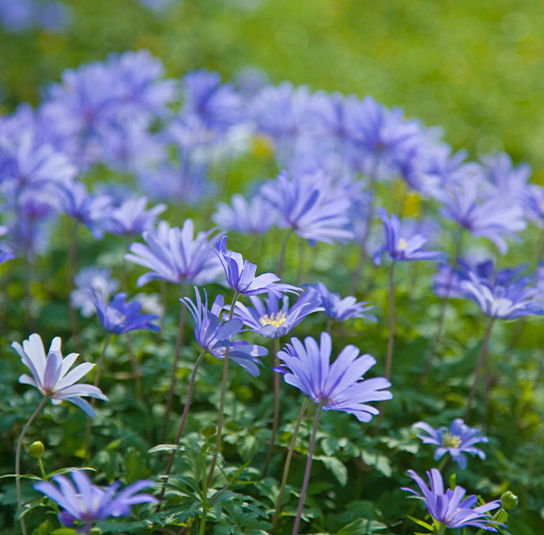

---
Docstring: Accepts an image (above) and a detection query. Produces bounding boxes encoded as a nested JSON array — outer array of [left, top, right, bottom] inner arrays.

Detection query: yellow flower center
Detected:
[[260, 312, 287, 329], [397, 238, 407, 251], [442, 432, 462, 449]]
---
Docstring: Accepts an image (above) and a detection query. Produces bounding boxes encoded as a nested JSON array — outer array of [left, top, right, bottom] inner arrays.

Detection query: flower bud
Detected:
[[29, 441, 44, 458], [201, 424, 217, 438], [501, 491, 518, 510], [90, 528, 103, 535]]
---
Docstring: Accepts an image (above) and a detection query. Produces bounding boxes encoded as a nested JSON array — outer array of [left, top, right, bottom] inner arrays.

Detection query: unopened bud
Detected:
[[201, 424, 216, 438], [501, 491, 518, 510], [90, 528, 103, 535], [29, 441, 44, 458]]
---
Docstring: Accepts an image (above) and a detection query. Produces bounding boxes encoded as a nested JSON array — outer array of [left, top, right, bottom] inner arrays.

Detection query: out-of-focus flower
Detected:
[[534, 262, 544, 304], [70, 266, 119, 318], [234, 66, 269, 99], [413, 419, 488, 469], [522, 184, 544, 226], [402, 469, 501, 531], [0, 225, 15, 265], [275, 332, 392, 422], [0, 0, 70, 33], [232, 289, 322, 338], [103, 196, 166, 237], [94, 292, 160, 334], [373, 208, 448, 265], [12, 333, 108, 418], [212, 193, 278, 234], [212, 236, 301, 297], [312, 281, 376, 323], [260, 170, 354, 244], [126, 220, 224, 287], [183, 288, 267, 376], [34, 470, 156, 530]]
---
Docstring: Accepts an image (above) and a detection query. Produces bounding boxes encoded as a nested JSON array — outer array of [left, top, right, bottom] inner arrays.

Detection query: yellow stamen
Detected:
[[259, 312, 287, 329], [442, 432, 462, 449], [397, 238, 407, 251]]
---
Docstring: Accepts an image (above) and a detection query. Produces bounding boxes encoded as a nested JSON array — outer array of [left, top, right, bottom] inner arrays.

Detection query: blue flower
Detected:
[[212, 236, 301, 297], [94, 292, 160, 334], [34, 470, 156, 531], [126, 220, 224, 287], [183, 288, 267, 376], [259, 170, 354, 244], [373, 208, 448, 265], [402, 469, 501, 531], [103, 196, 166, 237], [12, 333, 108, 418], [413, 418, 488, 469], [275, 332, 392, 422], [70, 266, 119, 318], [312, 281, 376, 323], [232, 289, 322, 338]]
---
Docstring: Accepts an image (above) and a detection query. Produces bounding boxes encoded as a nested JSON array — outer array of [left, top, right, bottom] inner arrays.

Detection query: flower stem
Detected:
[[272, 397, 309, 527], [437, 524, 447, 535], [291, 401, 323, 535], [67, 220, 79, 340], [262, 338, 281, 479], [437, 454, 449, 473], [156, 351, 206, 510], [207, 292, 240, 486], [464, 318, 496, 421], [16, 395, 49, 535], [199, 446, 209, 535], [278, 229, 293, 279], [296, 238, 305, 285], [162, 285, 189, 443]]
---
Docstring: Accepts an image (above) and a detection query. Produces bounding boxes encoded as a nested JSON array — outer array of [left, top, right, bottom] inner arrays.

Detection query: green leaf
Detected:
[[407, 516, 434, 532], [315, 455, 348, 486], [337, 519, 387, 535], [361, 450, 392, 477]]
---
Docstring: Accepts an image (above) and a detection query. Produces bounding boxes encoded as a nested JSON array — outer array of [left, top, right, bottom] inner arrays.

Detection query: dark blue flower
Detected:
[[312, 281, 376, 323]]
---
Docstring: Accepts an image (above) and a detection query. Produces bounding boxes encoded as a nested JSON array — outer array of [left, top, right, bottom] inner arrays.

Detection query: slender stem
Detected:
[[159, 280, 167, 340], [156, 351, 206, 509], [125, 332, 142, 397], [199, 447, 209, 535], [437, 524, 447, 535], [38, 458, 46, 480], [464, 318, 496, 421], [278, 230, 293, 279], [262, 338, 281, 479], [67, 220, 79, 339], [326, 318, 333, 335], [121, 236, 130, 291], [162, 285, 189, 443], [272, 397, 309, 527], [23, 246, 34, 333], [296, 238, 305, 286], [437, 454, 449, 473], [421, 230, 464, 382], [291, 402, 324, 535], [207, 292, 240, 486], [16, 396, 49, 535]]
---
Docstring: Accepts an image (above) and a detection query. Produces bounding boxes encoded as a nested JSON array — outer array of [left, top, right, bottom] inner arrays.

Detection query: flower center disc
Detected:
[[260, 312, 287, 328], [442, 432, 462, 448]]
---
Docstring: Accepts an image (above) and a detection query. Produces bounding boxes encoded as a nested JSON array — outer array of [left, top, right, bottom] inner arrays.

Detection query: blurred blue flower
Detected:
[[522, 184, 544, 226], [212, 236, 301, 297], [34, 470, 156, 530], [373, 208, 448, 265], [94, 292, 160, 334], [312, 281, 376, 323], [0, 0, 70, 33], [413, 418, 488, 469], [103, 196, 166, 237], [275, 332, 392, 422], [126, 220, 224, 286], [402, 469, 501, 531], [232, 289, 322, 338], [70, 266, 119, 318], [0, 225, 15, 265], [12, 333, 108, 418], [183, 288, 267, 376]]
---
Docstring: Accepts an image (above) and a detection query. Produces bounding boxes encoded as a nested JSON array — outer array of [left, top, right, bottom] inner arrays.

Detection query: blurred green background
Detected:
[[1, 0, 544, 179]]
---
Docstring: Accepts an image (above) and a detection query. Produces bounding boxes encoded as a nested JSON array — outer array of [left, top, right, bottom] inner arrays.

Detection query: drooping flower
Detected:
[[232, 289, 323, 338], [70, 266, 119, 318], [402, 469, 501, 531], [34, 470, 156, 531], [211, 236, 301, 297], [275, 332, 392, 422], [373, 208, 448, 265], [125, 219, 224, 287], [311, 281, 377, 323], [103, 196, 166, 237], [413, 419, 488, 469], [182, 288, 267, 376], [12, 333, 108, 418], [93, 292, 160, 334]]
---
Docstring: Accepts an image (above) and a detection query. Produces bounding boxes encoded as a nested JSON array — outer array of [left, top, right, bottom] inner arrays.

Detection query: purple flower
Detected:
[[12, 333, 108, 418], [211, 236, 301, 298], [373, 208, 448, 265], [94, 292, 160, 334], [275, 332, 392, 422], [534, 262, 544, 305], [212, 193, 278, 235], [0, 226, 15, 265], [522, 184, 544, 225], [103, 196, 166, 237], [125, 220, 224, 287], [183, 288, 267, 376], [70, 266, 119, 318], [413, 419, 488, 469], [312, 281, 376, 323], [402, 469, 501, 531], [232, 289, 323, 338], [34, 470, 156, 531], [259, 170, 354, 244]]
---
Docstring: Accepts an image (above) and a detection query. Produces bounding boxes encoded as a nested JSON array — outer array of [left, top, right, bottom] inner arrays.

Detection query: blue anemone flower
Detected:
[[275, 332, 392, 422], [413, 418, 488, 469], [103, 196, 166, 237], [34, 470, 156, 531], [182, 288, 267, 376], [402, 469, 501, 531]]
